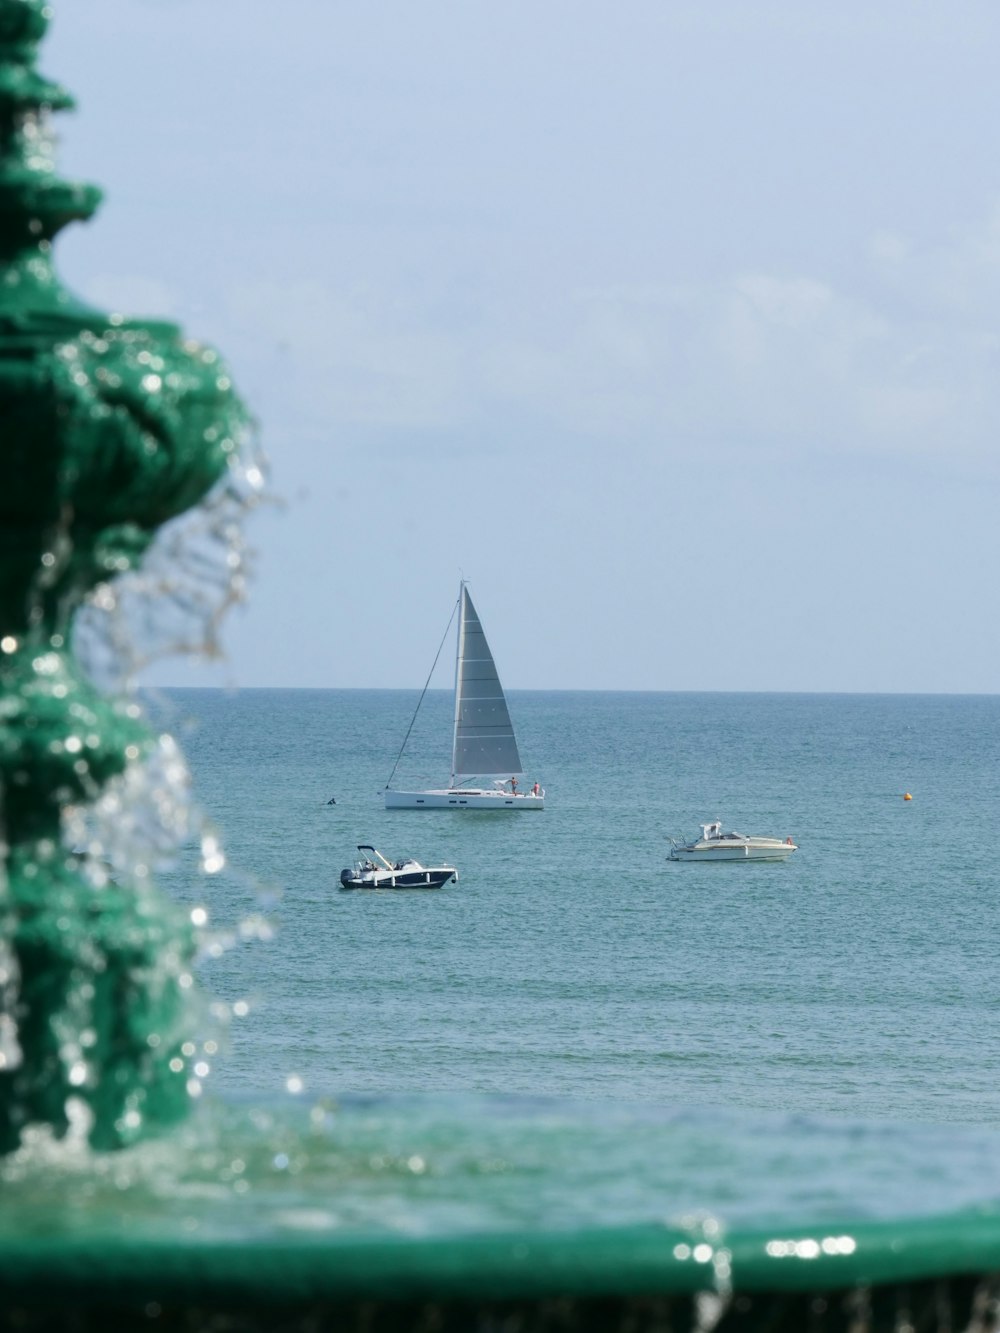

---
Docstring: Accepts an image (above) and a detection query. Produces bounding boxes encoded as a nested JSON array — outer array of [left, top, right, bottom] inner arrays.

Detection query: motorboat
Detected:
[[339, 846, 458, 890], [383, 581, 544, 810], [668, 821, 797, 862]]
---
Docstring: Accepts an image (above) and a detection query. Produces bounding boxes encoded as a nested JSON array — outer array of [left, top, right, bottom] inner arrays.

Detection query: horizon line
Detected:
[[145, 684, 1000, 699]]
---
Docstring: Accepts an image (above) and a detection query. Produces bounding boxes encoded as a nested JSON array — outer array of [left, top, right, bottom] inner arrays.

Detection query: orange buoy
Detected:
[[903, 792, 912, 800]]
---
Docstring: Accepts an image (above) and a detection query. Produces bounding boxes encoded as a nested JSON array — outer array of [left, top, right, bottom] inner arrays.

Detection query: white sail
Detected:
[[383, 581, 543, 809], [451, 584, 522, 783]]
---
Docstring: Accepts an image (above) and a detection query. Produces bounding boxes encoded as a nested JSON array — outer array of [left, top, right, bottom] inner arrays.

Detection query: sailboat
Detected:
[[384, 582, 544, 810]]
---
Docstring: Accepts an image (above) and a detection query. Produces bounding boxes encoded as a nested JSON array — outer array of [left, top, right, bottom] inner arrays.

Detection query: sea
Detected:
[[7, 688, 1000, 1244], [92, 687, 989, 1235], [166, 688, 1000, 1119]]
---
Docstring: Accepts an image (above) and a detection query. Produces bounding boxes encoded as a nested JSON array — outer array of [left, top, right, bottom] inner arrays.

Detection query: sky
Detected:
[[45, 1, 1000, 692]]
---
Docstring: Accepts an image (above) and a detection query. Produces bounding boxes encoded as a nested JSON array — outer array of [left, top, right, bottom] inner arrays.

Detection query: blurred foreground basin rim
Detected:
[[1, 1213, 1000, 1308]]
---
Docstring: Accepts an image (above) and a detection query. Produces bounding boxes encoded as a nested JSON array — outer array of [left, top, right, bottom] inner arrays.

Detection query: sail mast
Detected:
[[449, 580, 466, 787]]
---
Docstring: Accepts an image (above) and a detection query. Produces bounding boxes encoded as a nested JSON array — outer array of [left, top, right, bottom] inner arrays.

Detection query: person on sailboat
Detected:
[[531, 782, 540, 798], [510, 777, 518, 794]]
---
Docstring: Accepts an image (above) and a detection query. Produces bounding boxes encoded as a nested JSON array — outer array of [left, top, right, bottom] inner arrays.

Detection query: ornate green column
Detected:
[[0, 0, 248, 1151]]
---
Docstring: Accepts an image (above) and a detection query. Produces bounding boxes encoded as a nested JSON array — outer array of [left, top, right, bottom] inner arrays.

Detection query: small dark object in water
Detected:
[[327, 796, 336, 805]]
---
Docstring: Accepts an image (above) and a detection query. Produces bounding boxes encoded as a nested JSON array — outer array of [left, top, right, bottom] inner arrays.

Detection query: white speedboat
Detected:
[[339, 846, 458, 890], [669, 821, 797, 862], [383, 581, 544, 810]]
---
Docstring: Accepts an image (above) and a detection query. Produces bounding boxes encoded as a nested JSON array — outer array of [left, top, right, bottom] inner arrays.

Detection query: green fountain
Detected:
[[0, 0, 246, 1156], [2, 4, 1000, 1328]]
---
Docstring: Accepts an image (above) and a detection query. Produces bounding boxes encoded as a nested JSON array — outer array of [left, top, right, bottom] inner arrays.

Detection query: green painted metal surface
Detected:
[[0, 1212, 995, 1300], [0, 0, 248, 1152], [0, 1214, 998, 1329]]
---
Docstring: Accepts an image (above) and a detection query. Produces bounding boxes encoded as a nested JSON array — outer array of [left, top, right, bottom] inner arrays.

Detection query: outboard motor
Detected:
[[340, 868, 354, 887]]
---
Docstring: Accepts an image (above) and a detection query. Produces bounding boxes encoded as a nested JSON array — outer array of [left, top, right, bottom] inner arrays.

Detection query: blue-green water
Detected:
[[10, 686, 993, 1245], [9, 687, 997, 1247], [165, 688, 999, 1125]]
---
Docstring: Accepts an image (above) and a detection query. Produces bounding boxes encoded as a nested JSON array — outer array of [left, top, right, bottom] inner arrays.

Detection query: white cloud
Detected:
[[204, 202, 1000, 477], [868, 230, 911, 266], [225, 282, 464, 431], [733, 274, 834, 328], [858, 383, 953, 440]]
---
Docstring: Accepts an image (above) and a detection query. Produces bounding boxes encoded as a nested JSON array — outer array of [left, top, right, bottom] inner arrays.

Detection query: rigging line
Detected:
[[384, 593, 460, 791]]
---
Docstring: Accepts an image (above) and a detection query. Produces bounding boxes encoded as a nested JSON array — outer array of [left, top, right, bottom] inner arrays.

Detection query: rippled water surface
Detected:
[[73, 686, 995, 1234], [7, 1094, 1000, 1242], [167, 691, 1000, 1114]]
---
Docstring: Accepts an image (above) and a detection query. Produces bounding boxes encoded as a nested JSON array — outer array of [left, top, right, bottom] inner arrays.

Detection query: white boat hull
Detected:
[[669, 841, 795, 863], [340, 849, 458, 889], [385, 788, 544, 810], [340, 868, 457, 889], [669, 821, 796, 862]]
